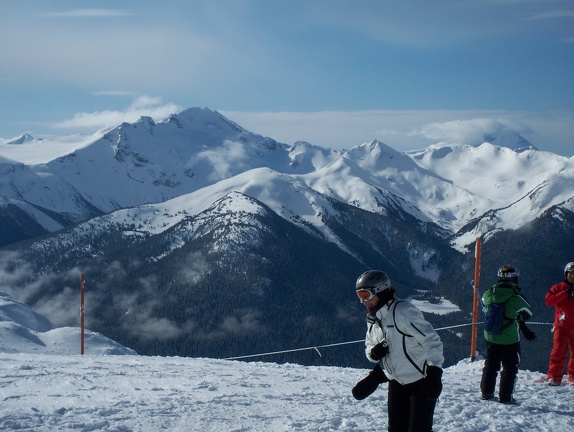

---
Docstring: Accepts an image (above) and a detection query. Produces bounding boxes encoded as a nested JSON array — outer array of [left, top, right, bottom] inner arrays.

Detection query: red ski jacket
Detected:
[[545, 281, 574, 332]]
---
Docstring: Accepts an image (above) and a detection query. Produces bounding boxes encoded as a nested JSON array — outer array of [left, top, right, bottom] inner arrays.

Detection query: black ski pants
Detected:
[[480, 341, 520, 401], [387, 378, 436, 432]]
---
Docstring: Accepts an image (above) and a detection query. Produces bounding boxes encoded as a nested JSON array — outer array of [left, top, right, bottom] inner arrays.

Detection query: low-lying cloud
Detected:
[[414, 118, 532, 147], [54, 95, 181, 131], [221, 109, 574, 157]]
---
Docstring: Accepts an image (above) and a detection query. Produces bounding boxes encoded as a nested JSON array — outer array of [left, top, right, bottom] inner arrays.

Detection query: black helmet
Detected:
[[355, 270, 395, 305], [497, 264, 519, 283], [564, 262, 574, 278], [356, 270, 392, 293]]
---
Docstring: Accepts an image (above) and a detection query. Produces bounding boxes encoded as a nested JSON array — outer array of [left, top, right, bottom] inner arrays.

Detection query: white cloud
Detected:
[[42, 9, 135, 18], [414, 118, 531, 146], [53, 95, 181, 130], [529, 10, 574, 20], [0, 12, 222, 91], [193, 140, 248, 182]]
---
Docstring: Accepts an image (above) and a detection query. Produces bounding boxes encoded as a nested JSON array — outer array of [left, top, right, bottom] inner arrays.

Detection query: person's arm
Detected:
[[513, 295, 535, 340], [396, 303, 444, 400], [518, 320, 536, 340], [396, 302, 444, 367], [545, 283, 568, 307], [352, 363, 389, 400], [364, 323, 386, 363]]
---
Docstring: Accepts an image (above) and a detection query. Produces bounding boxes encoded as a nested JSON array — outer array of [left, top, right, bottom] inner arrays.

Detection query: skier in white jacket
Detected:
[[352, 270, 444, 432]]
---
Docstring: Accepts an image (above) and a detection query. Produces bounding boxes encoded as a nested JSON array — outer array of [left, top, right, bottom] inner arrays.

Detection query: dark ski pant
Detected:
[[387, 378, 436, 432], [480, 341, 520, 401]]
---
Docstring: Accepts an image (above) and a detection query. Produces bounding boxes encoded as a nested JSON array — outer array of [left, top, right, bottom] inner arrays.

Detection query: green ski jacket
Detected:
[[482, 282, 532, 345]]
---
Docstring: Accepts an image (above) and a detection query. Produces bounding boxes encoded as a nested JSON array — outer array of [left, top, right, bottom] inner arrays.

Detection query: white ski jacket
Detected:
[[365, 298, 444, 385]]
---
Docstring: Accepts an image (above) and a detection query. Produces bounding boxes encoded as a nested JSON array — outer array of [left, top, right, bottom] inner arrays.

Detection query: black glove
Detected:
[[519, 320, 536, 341], [369, 340, 389, 361], [568, 287, 574, 298], [352, 364, 389, 400], [425, 366, 443, 400]]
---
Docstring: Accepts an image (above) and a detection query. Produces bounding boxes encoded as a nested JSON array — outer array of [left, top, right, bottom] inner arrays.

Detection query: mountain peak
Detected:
[[162, 107, 245, 134], [135, 116, 156, 127], [454, 128, 536, 153], [483, 130, 537, 153], [345, 139, 419, 172], [6, 133, 35, 145]]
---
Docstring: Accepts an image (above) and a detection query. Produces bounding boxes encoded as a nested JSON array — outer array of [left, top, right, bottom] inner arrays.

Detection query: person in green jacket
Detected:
[[479, 264, 534, 404]]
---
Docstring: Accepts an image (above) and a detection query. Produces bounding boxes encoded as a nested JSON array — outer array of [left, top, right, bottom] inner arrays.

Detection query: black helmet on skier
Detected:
[[355, 270, 394, 304], [564, 262, 574, 278], [497, 264, 519, 283]]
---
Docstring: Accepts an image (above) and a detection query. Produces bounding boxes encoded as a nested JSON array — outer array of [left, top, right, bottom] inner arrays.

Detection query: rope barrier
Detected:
[[227, 339, 365, 360], [435, 322, 478, 331], [225, 321, 554, 361]]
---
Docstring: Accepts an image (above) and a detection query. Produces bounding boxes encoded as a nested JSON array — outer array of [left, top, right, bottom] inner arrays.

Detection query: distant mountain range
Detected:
[[1, 107, 572, 371]]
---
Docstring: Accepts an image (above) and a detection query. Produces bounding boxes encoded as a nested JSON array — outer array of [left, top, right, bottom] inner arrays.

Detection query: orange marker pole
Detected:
[[80, 274, 85, 355], [470, 238, 481, 361]]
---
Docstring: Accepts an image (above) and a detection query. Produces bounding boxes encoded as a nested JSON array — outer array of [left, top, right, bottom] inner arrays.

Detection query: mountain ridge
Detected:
[[1, 108, 571, 251]]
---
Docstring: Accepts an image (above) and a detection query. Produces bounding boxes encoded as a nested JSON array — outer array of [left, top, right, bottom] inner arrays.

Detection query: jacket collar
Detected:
[[374, 297, 397, 320]]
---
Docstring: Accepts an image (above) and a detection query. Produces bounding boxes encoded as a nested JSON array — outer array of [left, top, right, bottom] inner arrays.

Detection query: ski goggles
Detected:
[[356, 288, 377, 303]]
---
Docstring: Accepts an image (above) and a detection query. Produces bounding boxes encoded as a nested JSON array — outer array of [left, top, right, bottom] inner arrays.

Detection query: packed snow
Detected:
[[1, 291, 573, 432]]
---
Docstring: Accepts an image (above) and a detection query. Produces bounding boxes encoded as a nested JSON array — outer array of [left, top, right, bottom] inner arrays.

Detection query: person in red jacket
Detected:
[[545, 262, 574, 386]]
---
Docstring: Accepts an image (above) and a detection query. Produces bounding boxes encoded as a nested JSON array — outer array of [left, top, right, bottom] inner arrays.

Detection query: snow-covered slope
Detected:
[[0, 351, 571, 431], [301, 141, 487, 232], [409, 143, 572, 210], [0, 291, 135, 355], [409, 143, 574, 248], [0, 289, 568, 432], [23, 167, 348, 259]]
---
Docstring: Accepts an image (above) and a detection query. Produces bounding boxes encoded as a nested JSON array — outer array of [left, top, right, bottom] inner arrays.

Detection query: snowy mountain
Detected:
[[0, 109, 342, 246], [1, 285, 572, 432], [1, 108, 571, 250], [409, 143, 574, 248], [0, 108, 572, 372]]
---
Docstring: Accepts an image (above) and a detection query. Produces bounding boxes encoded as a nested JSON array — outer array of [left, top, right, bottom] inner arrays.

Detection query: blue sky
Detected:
[[1, 0, 573, 155]]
